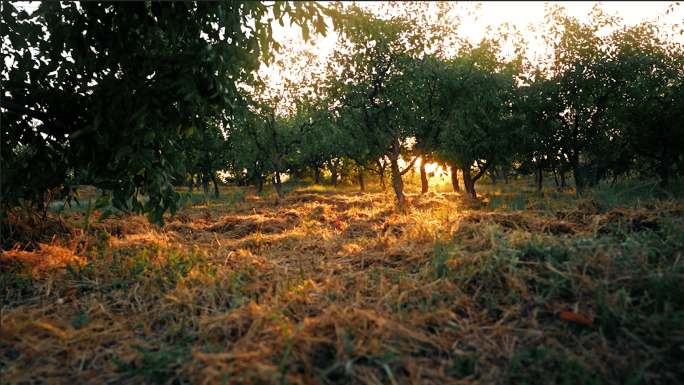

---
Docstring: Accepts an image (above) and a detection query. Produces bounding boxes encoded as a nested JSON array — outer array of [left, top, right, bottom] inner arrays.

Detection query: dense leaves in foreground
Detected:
[[2, 181, 683, 384], [1, 1, 334, 224]]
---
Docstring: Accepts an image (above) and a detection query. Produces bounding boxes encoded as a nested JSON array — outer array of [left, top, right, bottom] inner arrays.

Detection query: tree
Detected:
[[600, 20, 684, 187], [327, 2, 459, 204], [398, 55, 470, 194], [177, 117, 231, 197], [1, 2, 332, 225], [517, 73, 566, 191], [241, 40, 324, 199], [438, 40, 524, 199], [530, 4, 623, 195]]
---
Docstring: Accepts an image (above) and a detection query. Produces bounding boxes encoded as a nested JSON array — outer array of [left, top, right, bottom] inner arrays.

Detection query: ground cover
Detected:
[[2, 180, 683, 384]]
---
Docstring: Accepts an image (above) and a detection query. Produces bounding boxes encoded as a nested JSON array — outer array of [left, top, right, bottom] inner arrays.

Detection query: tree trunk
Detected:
[[274, 173, 285, 199], [553, 165, 559, 188], [273, 157, 285, 199], [210, 172, 220, 198], [537, 159, 544, 191], [420, 159, 428, 194], [358, 170, 365, 192], [461, 168, 476, 199], [568, 155, 585, 195], [489, 168, 497, 185], [559, 162, 567, 187], [195, 173, 201, 190], [188, 174, 194, 192], [314, 165, 320, 185], [391, 160, 406, 204], [502, 169, 509, 184], [202, 173, 210, 194], [377, 160, 387, 191], [450, 165, 460, 192], [330, 161, 338, 188]]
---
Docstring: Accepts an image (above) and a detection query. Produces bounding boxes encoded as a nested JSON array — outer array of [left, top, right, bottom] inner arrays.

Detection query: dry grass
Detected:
[[2, 184, 683, 384]]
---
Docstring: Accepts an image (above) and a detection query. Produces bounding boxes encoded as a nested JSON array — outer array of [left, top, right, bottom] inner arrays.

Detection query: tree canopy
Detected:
[[3, 1, 682, 218]]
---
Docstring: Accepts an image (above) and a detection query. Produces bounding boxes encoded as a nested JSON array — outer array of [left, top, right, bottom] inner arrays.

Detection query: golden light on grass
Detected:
[[1, 243, 85, 278], [1, 185, 683, 383]]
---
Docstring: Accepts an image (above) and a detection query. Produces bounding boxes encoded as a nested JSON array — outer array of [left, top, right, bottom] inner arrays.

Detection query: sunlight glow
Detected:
[[264, 2, 682, 85]]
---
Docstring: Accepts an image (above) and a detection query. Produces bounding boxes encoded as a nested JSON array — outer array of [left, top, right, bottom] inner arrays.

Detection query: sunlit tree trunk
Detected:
[[390, 160, 406, 204], [274, 172, 284, 199], [274, 154, 285, 199], [420, 159, 428, 194], [329, 160, 339, 188]]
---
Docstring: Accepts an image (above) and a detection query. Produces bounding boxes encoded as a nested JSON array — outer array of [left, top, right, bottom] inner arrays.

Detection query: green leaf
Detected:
[[97, 209, 115, 222], [94, 194, 110, 209], [301, 21, 310, 41], [146, 210, 157, 223], [144, 131, 155, 144]]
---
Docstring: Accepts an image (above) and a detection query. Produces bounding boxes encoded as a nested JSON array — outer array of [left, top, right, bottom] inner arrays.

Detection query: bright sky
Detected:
[[267, 1, 683, 70]]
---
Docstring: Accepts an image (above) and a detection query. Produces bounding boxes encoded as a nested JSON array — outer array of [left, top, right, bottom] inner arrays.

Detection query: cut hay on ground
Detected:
[[2, 187, 683, 384]]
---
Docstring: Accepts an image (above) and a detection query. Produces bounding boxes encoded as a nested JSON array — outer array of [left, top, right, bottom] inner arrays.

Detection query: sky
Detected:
[[265, 1, 683, 75]]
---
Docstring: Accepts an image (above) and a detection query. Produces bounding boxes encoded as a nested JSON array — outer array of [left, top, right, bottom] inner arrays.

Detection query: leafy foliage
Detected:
[[1, 1, 331, 224]]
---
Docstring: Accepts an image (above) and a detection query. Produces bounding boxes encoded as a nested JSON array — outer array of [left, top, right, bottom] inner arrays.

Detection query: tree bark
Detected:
[[188, 174, 194, 192], [420, 159, 428, 194], [274, 172, 285, 199], [537, 159, 544, 191], [274, 155, 285, 199], [202, 173, 210, 194], [358, 170, 365, 192], [489, 168, 497, 185], [450, 165, 460, 192], [210, 172, 220, 197], [330, 160, 338, 188], [314, 165, 320, 185], [462, 168, 476, 199], [553, 165, 559, 188], [375, 159, 387, 191], [568, 155, 585, 195], [559, 162, 567, 187], [391, 160, 406, 204]]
